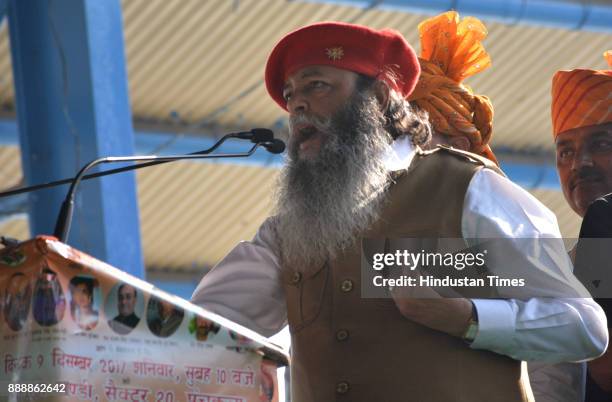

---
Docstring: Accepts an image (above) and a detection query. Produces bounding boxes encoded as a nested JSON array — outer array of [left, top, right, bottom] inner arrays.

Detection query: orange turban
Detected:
[[551, 51, 612, 138], [408, 11, 497, 164]]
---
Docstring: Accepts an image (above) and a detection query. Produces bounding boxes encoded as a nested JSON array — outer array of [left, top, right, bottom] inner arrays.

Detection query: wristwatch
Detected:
[[462, 301, 479, 344]]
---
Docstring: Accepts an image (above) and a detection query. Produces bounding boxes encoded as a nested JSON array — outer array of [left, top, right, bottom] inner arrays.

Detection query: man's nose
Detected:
[[572, 147, 594, 171], [287, 91, 309, 114]]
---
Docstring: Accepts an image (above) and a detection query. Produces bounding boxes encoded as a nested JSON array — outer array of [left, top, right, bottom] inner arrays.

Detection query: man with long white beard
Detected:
[[192, 22, 607, 402], [274, 72, 429, 271]]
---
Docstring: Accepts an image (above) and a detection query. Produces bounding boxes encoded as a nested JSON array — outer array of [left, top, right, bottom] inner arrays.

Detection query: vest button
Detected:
[[291, 272, 302, 284], [340, 279, 353, 292], [336, 329, 349, 341], [336, 381, 350, 394]]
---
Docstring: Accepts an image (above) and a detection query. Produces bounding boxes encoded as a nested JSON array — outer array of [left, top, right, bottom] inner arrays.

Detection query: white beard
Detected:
[[274, 90, 393, 272]]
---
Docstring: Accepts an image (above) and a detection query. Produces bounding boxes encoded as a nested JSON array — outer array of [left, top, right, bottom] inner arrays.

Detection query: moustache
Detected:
[[571, 167, 605, 189], [289, 114, 332, 134]]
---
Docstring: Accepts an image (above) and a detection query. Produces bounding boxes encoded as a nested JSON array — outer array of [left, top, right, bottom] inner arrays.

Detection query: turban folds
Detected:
[[265, 21, 420, 111], [551, 51, 612, 138], [408, 11, 497, 164]]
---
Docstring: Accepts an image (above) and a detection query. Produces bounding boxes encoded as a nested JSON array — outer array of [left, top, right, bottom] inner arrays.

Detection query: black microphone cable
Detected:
[[0, 128, 276, 199]]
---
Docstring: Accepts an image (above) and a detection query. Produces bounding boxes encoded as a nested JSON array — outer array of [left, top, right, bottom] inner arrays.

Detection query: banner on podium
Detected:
[[0, 236, 287, 402]]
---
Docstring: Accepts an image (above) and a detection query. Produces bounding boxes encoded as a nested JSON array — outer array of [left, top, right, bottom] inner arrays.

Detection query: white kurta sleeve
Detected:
[[191, 218, 287, 337], [463, 168, 608, 363]]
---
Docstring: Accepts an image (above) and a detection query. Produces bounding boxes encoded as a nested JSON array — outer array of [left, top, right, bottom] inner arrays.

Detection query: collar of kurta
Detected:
[[384, 135, 416, 172]]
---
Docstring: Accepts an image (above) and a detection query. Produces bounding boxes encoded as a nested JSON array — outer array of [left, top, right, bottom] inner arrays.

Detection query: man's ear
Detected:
[[448, 135, 471, 152], [372, 81, 391, 113]]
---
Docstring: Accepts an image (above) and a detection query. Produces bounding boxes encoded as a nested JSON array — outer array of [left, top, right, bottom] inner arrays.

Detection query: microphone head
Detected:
[[250, 128, 274, 143], [262, 139, 286, 154]]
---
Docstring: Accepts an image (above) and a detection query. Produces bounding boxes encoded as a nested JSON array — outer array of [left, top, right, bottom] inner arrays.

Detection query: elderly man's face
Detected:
[[117, 285, 137, 317], [283, 65, 359, 160], [275, 66, 394, 269], [556, 122, 612, 217]]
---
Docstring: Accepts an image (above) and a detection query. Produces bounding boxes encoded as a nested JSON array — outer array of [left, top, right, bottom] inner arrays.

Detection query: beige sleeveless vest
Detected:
[[280, 147, 532, 402]]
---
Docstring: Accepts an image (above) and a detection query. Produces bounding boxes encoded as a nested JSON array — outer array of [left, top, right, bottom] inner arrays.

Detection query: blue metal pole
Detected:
[[0, 0, 7, 22], [7, 0, 144, 277]]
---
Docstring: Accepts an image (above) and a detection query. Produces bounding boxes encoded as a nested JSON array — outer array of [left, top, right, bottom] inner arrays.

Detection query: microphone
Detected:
[[231, 128, 274, 143], [261, 139, 286, 154], [52, 136, 283, 242]]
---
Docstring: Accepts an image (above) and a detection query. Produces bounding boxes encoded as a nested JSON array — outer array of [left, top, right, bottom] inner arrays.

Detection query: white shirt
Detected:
[[192, 136, 608, 365]]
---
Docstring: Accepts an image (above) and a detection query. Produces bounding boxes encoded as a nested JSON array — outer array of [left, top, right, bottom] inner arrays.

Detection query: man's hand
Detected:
[[391, 286, 473, 338]]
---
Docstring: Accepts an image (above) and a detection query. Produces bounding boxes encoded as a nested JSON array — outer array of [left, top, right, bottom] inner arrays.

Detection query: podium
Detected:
[[0, 236, 288, 402]]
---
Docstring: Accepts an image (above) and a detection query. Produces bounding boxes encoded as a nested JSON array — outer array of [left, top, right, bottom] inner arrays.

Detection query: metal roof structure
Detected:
[[0, 0, 608, 273]]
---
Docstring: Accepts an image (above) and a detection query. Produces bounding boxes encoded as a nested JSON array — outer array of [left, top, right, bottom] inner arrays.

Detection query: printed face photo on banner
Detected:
[[32, 268, 66, 327], [3, 272, 32, 331], [146, 295, 184, 338], [189, 315, 222, 342], [69, 275, 100, 331], [104, 282, 144, 335]]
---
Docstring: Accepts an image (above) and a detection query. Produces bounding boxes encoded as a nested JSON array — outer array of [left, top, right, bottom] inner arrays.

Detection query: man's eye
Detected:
[[283, 92, 292, 101], [593, 140, 612, 150], [310, 81, 328, 89], [558, 149, 574, 161]]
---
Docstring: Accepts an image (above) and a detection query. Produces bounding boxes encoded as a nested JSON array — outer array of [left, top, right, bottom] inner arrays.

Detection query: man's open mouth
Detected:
[[295, 124, 318, 142], [291, 123, 323, 151]]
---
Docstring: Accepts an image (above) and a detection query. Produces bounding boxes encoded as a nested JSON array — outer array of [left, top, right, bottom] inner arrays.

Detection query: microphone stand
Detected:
[[53, 139, 285, 242]]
